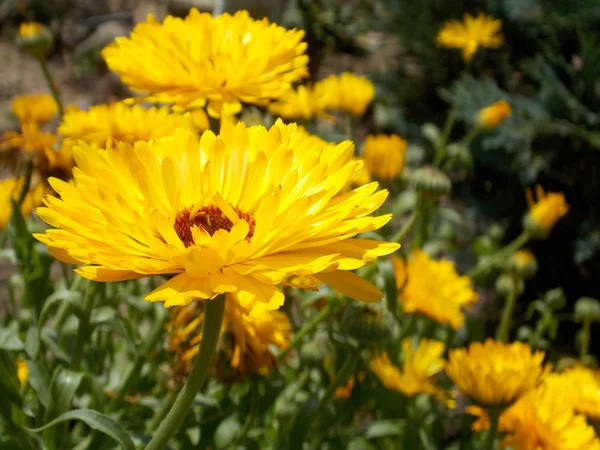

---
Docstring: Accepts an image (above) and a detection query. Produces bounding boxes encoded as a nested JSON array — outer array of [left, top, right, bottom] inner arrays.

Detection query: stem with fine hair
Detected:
[[145, 294, 226, 450], [434, 110, 457, 167], [39, 57, 64, 117], [468, 231, 530, 279], [484, 408, 500, 450]]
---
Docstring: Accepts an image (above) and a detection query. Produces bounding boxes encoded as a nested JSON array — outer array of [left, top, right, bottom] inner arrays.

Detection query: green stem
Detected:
[[145, 294, 226, 450], [434, 110, 456, 167], [461, 126, 480, 147], [319, 350, 360, 409], [146, 392, 176, 433], [580, 319, 591, 360], [69, 282, 96, 371], [484, 408, 500, 450], [412, 202, 432, 249], [344, 114, 354, 141], [496, 281, 518, 342], [278, 305, 331, 362], [108, 306, 169, 411], [39, 57, 64, 117], [226, 377, 259, 448], [392, 207, 420, 243], [17, 160, 33, 207], [468, 231, 530, 279]]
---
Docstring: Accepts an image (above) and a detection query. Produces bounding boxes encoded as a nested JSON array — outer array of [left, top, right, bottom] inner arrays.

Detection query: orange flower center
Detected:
[[174, 204, 255, 247]]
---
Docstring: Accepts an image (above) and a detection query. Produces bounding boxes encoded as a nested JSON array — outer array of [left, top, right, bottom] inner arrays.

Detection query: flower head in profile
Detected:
[[437, 13, 503, 62], [393, 250, 478, 329], [12, 94, 58, 125], [0, 178, 46, 230], [35, 121, 399, 316], [524, 186, 569, 238], [478, 100, 511, 129], [102, 9, 308, 117], [446, 339, 546, 408], [364, 134, 407, 181], [59, 103, 198, 148], [317, 73, 375, 116], [370, 339, 454, 406], [268, 84, 332, 121]]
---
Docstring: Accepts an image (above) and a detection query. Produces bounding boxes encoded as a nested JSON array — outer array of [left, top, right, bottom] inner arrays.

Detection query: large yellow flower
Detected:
[[58, 103, 198, 147], [524, 185, 569, 238], [446, 339, 545, 408], [35, 121, 399, 316], [102, 9, 308, 117], [268, 84, 332, 121], [392, 250, 478, 329], [370, 339, 454, 406], [11, 94, 58, 124], [0, 178, 46, 230], [436, 13, 503, 62], [317, 73, 375, 116], [363, 134, 407, 181], [544, 367, 600, 422]]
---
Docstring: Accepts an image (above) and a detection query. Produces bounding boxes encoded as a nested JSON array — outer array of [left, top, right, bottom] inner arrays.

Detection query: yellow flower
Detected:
[[35, 121, 399, 316], [436, 13, 503, 62], [1, 122, 57, 155], [11, 94, 58, 124], [0, 178, 46, 230], [17, 358, 28, 386], [268, 84, 332, 120], [513, 250, 535, 268], [317, 73, 375, 116], [370, 339, 454, 406], [364, 134, 407, 181], [19, 22, 43, 39], [525, 185, 569, 238], [58, 103, 197, 147], [351, 158, 371, 187], [544, 366, 600, 422], [478, 100, 511, 129], [17, 22, 52, 58], [102, 9, 309, 117], [166, 296, 291, 383], [392, 250, 478, 329], [446, 339, 545, 407]]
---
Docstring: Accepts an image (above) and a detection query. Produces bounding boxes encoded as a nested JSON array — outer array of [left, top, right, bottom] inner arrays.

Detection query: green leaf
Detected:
[[26, 359, 51, 408], [38, 289, 82, 332], [0, 350, 22, 407], [0, 329, 24, 351], [40, 329, 70, 363], [365, 419, 405, 440], [28, 409, 135, 450], [9, 198, 33, 264], [287, 397, 319, 450], [25, 327, 39, 359], [421, 123, 441, 147], [214, 415, 242, 449], [46, 368, 84, 420]]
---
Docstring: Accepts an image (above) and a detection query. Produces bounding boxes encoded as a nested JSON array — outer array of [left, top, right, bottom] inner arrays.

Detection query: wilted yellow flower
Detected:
[[317, 73, 375, 116], [478, 100, 511, 129], [364, 134, 406, 181], [524, 185, 569, 238], [0, 178, 46, 230], [58, 103, 197, 147], [35, 121, 399, 316], [102, 9, 308, 117], [268, 84, 332, 120], [392, 250, 478, 329], [16, 358, 28, 386], [166, 297, 291, 383], [370, 339, 454, 406], [446, 339, 545, 407], [11, 94, 58, 124], [437, 13, 503, 62]]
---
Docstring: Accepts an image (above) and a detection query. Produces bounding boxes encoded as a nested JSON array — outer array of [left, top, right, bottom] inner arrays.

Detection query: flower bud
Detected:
[[477, 100, 511, 130], [575, 297, 600, 323], [341, 303, 390, 344], [543, 288, 566, 311], [496, 274, 524, 297], [523, 186, 569, 240], [509, 250, 538, 279], [16, 22, 53, 59], [410, 166, 451, 201]]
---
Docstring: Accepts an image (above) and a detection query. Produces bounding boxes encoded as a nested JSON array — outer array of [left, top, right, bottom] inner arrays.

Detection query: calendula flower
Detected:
[[0, 178, 46, 230], [102, 9, 308, 117], [363, 134, 407, 181], [544, 367, 600, 422], [17, 22, 52, 58], [11, 94, 58, 124], [166, 297, 291, 384], [393, 250, 478, 329], [436, 13, 503, 62], [370, 339, 454, 406], [268, 84, 332, 120], [446, 339, 545, 408], [478, 99, 511, 129], [16, 358, 28, 386], [35, 121, 399, 316], [318, 73, 375, 116], [524, 186, 569, 238], [59, 103, 197, 147]]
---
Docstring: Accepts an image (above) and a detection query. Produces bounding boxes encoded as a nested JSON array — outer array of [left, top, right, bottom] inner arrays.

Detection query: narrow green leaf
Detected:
[[25, 328, 39, 359], [0, 350, 21, 407], [9, 198, 33, 263], [27, 409, 135, 450], [38, 289, 82, 332], [26, 359, 51, 409], [365, 419, 405, 440], [40, 329, 70, 363], [46, 368, 84, 420], [0, 329, 24, 351]]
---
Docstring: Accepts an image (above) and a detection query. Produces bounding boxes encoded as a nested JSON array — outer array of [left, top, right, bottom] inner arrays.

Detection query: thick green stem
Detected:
[[392, 207, 420, 243], [145, 294, 226, 450], [69, 282, 96, 371], [146, 392, 176, 434], [108, 306, 169, 411], [496, 282, 518, 342], [278, 304, 331, 362], [39, 57, 64, 117], [580, 319, 591, 360], [319, 351, 360, 409], [484, 408, 500, 450]]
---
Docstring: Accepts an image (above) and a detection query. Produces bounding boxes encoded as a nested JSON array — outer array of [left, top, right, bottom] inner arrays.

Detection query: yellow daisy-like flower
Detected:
[[268, 84, 332, 121], [0, 178, 46, 230], [524, 185, 569, 238], [19, 22, 43, 39], [166, 296, 291, 384], [102, 9, 308, 117], [436, 13, 503, 62], [370, 339, 454, 406], [1, 122, 57, 155], [34, 121, 399, 316], [392, 250, 478, 329], [544, 367, 600, 422], [363, 134, 407, 181], [446, 339, 546, 408], [478, 100, 511, 129], [317, 73, 375, 116], [11, 94, 58, 125], [58, 103, 198, 147], [16, 358, 28, 386]]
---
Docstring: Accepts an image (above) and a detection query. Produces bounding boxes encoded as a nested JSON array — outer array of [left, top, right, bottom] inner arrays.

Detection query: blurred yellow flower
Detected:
[[446, 339, 545, 408], [478, 100, 511, 129], [317, 73, 375, 116], [364, 134, 407, 181], [16, 358, 28, 386], [35, 121, 399, 316], [0, 178, 46, 230], [351, 158, 371, 187], [370, 339, 454, 406], [544, 366, 600, 422], [58, 103, 197, 147], [102, 9, 308, 117], [1, 122, 57, 155], [513, 250, 535, 268], [437, 13, 503, 62], [11, 94, 58, 124], [393, 250, 478, 329], [268, 84, 332, 120], [19, 22, 43, 38], [525, 185, 569, 238]]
